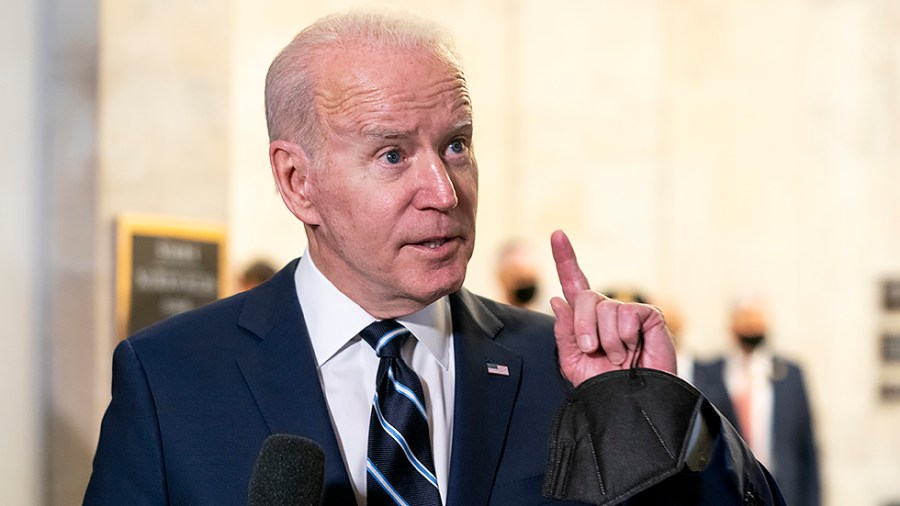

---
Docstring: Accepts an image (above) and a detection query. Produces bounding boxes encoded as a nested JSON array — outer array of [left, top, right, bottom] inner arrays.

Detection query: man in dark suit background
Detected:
[[85, 10, 784, 505], [694, 295, 821, 506]]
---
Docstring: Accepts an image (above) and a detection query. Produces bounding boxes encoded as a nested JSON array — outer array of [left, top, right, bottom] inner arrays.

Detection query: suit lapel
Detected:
[[233, 269, 525, 505], [235, 259, 357, 504], [446, 289, 523, 505]]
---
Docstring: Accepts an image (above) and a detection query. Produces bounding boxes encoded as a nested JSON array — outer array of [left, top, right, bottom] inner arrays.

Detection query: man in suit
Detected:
[[693, 296, 820, 506], [85, 10, 783, 505]]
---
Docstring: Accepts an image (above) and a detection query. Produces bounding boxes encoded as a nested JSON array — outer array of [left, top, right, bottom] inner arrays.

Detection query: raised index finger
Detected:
[[551, 229, 591, 305]]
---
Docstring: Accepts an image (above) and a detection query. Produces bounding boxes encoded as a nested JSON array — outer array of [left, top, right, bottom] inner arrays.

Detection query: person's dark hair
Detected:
[[242, 260, 277, 288]]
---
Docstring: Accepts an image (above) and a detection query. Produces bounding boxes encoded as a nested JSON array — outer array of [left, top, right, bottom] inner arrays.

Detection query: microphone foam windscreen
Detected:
[[248, 434, 325, 506]]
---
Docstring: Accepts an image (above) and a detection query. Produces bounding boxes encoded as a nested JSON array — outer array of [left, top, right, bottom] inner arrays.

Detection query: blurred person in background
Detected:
[[693, 294, 820, 506], [237, 258, 277, 292], [496, 239, 543, 310], [652, 298, 698, 385]]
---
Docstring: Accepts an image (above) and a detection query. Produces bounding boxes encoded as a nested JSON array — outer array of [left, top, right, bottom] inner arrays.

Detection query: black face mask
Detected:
[[512, 283, 537, 305], [738, 333, 765, 350]]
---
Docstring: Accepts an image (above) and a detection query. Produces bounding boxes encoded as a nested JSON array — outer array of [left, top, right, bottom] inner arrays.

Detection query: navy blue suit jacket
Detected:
[[85, 260, 783, 505], [85, 260, 585, 504], [693, 356, 820, 506]]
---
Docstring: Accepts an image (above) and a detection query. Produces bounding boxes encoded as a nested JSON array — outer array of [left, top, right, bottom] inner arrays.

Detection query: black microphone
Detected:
[[248, 434, 325, 506]]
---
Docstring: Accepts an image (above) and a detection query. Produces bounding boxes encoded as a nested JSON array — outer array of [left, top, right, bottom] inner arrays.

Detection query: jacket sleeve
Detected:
[[542, 369, 786, 506], [83, 339, 168, 505], [793, 366, 821, 506]]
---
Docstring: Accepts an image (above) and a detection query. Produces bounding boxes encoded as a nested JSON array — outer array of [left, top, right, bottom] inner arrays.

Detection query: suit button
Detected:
[[744, 489, 759, 505]]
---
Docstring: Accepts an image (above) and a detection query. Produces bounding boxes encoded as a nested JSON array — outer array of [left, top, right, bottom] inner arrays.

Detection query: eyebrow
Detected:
[[449, 118, 473, 134], [362, 127, 411, 140], [360, 118, 473, 141]]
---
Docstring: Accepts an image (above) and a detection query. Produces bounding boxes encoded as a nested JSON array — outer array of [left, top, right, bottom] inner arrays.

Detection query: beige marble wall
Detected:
[[1, 0, 42, 504], [655, 2, 900, 503], [39, 0, 102, 502], [99, 0, 231, 222]]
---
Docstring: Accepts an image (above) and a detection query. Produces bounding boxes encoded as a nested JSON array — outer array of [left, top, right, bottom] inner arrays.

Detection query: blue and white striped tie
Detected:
[[360, 320, 442, 506]]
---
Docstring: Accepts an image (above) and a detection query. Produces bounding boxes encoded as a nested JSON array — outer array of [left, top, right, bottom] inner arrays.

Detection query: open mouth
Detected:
[[408, 235, 461, 253], [420, 238, 450, 249]]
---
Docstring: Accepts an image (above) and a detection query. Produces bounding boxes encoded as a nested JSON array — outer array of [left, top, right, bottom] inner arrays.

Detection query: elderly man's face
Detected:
[[304, 43, 478, 317]]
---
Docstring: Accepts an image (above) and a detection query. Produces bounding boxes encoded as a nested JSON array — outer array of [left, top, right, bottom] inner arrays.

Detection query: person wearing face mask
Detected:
[[693, 295, 821, 506], [496, 240, 543, 309]]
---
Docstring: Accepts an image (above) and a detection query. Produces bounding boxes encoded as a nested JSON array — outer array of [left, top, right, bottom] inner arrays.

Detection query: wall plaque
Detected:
[[884, 278, 900, 311], [883, 333, 900, 363], [116, 214, 227, 340]]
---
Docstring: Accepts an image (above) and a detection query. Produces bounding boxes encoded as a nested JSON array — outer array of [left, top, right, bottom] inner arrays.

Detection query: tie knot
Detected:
[[360, 319, 411, 359]]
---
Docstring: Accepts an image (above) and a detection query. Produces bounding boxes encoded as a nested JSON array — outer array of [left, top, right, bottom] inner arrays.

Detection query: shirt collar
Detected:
[[295, 251, 451, 371], [726, 347, 774, 378]]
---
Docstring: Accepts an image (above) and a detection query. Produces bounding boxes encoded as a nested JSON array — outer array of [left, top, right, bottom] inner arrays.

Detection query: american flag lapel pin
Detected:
[[486, 361, 510, 376]]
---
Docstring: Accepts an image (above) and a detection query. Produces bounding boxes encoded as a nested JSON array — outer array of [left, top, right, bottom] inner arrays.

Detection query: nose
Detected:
[[415, 153, 458, 212]]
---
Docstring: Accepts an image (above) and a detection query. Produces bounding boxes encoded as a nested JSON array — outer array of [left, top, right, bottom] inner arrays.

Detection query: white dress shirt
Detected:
[[676, 351, 695, 385], [295, 252, 456, 505], [724, 349, 774, 468]]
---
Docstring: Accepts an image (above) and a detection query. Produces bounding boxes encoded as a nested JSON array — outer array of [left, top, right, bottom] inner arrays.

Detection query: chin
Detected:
[[413, 265, 467, 302]]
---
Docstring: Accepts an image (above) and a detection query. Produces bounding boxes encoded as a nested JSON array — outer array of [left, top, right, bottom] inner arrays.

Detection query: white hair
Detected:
[[264, 9, 465, 162]]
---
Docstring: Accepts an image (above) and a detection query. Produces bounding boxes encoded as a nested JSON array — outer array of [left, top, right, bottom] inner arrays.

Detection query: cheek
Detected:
[[456, 173, 479, 213], [460, 161, 478, 191], [337, 192, 401, 247]]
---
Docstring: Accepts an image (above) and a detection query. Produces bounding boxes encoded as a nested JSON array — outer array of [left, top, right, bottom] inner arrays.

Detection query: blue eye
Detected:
[[383, 150, 402, 164], [448, 140, 465, 155]]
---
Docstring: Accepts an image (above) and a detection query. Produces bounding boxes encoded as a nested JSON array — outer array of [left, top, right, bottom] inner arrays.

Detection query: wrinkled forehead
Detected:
[[312, 41, 472, 129]]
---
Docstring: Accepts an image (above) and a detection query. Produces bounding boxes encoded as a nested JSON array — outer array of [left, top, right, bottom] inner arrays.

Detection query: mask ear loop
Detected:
[[628, 331, 644, 378]]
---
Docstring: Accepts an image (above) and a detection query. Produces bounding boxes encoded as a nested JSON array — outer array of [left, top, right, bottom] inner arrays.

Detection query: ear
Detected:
[[269, 140, 321, 225]]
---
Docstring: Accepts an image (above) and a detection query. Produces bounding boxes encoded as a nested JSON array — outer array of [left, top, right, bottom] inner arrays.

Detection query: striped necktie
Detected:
[[360, 320, 442, 506]]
